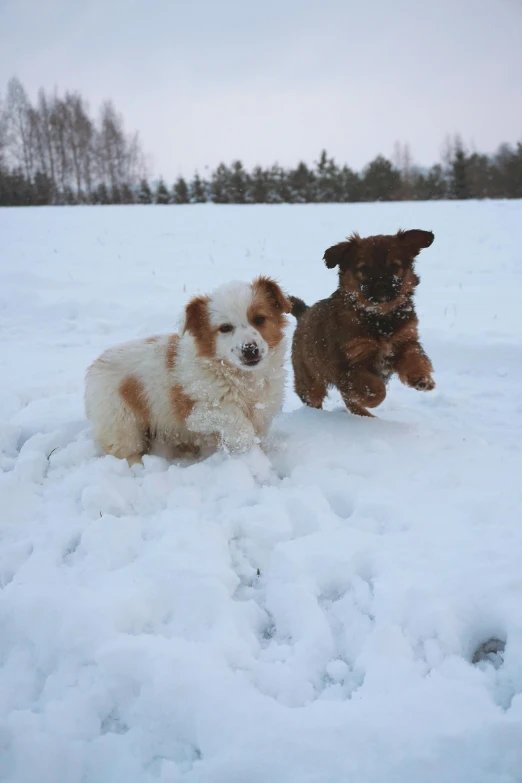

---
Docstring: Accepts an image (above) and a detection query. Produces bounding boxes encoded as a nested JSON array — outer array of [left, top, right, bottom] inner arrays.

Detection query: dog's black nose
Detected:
[[242, 343, 259, 359], [370, 279, 398, 303]]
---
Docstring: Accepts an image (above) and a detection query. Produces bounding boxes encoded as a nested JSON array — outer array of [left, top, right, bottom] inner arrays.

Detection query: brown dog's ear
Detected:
[[397, 229, 434, 256], [323, 235, 360, 269], [183, 295, 210, 335], [253, 276, 292, 313]]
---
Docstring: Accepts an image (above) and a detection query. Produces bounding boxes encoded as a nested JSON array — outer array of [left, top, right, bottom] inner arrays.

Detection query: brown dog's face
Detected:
[[323, 229, 434, 313]]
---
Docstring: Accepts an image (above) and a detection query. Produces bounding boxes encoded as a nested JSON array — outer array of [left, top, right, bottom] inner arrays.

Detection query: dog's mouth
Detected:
[[361, 282, 402, 304], [358, 280, 404, 307], [344, 286, 404, 314], [241, 356, 262, 368], [368, 293, 397, 304]]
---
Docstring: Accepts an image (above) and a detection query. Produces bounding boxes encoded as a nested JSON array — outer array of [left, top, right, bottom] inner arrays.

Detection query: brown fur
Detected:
[[119, 375, 150, 426], [165, 333, 195, 422], [183, 295, 215, 358], [166, 333, 179, 371], [291, 229, 435, 417], [170, 383, 195, 422], [248, 276, 292, 349]]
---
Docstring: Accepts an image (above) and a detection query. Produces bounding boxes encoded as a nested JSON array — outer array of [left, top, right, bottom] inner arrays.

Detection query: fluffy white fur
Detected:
[[85, 279, 290, 464]]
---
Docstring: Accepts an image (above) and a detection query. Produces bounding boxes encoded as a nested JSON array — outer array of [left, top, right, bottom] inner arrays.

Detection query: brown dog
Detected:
[[290, 229, 436, 417]]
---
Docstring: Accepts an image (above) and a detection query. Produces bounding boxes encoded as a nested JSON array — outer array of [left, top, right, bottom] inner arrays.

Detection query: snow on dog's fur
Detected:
[[85, 277, 291, 465]]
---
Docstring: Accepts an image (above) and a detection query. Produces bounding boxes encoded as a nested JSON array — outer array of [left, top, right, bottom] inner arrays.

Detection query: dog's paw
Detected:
[[261, 430, 287, 454], [242, 444, 273, 483], [409, 375, 435, 391]]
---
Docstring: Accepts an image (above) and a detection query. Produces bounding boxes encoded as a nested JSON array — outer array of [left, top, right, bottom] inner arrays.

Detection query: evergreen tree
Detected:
[[288, 162, 316, 203], [137, 178, 152, 204], [62, 185, 77, 205], [155, 178, 170, 204], [172, 177, 190, 204], [491, 143, 522, 199], [120, 182, 134, 204], [315, 150, 343, 202], [466, 153, 493, 199], [412, 174, 427, 201], [111, 184, 122, 204], [0, 167, 8, 206], [340, 165, 361, 202], [210, 163, 232, 203], [9, 168, 33, 205], [0, 167, 10, 206], [361, 156, 401, 201], [189, 172, 207, 203], [95, 182, 110, 204], [33, 170, 53, 205], [505, 142, 522, 198], [0, 167, 31, 205], [248, 166, 270, 203], [414, 165, 448, 200], [268, 164, 292, 203], [228, 160, 248, 203], [449, 144, 470, 199]]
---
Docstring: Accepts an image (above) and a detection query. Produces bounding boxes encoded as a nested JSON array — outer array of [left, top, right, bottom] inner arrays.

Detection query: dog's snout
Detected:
[[242, 342, 259, 359], [365, 276, 401, 303], [374, 284, 390, 302]]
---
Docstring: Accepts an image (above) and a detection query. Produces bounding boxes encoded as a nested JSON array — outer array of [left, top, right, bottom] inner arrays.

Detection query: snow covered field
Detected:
[[1, 201, 522, 783]]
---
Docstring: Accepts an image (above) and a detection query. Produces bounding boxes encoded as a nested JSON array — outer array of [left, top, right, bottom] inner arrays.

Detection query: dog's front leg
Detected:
[[393, 340, 435, 391], [186, 405, 257, 453], [340, 337, 386, 416]]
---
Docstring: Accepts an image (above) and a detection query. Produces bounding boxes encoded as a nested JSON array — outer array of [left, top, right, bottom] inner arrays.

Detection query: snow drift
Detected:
[[1, 201, 522, 783]]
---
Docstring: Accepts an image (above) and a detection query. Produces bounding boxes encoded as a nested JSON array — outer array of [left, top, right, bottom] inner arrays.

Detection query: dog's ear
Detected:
[[183, 295, 210, 335], [253, 276, 292, 313], [397, 229, 434, 257], [323, 235, 360, 269]]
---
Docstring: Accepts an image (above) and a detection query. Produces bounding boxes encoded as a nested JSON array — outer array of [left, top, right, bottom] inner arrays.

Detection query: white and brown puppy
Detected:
[[85, 276, 291, 465]]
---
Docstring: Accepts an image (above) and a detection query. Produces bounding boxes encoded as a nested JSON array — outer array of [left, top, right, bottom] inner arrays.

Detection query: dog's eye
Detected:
[[253, 315, 266, 327], [219, 324, 234, 333], [357, 266, 369, 279]]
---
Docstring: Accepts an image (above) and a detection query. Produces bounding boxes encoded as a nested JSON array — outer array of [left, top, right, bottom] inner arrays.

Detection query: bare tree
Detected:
[[393, 141, 416, 200], [37, 88, 57, 186], [0, 95, 7, 167], [2, 79, 146, 199], [68, 93, 95, 195], [440, 133, 467, 170], [95, 100, 146, 190], [5, 77, 34, 178], [51, 94, 71, 193], [126, 130, 147, 183]]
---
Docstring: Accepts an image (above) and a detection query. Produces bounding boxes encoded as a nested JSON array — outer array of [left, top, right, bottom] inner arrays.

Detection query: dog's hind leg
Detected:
[[339, 371, 386, 417], [90, 387, 149, 465], [294, 365, 327, 409], [96, 419, 148, 466], [342, 398, 375, 418]]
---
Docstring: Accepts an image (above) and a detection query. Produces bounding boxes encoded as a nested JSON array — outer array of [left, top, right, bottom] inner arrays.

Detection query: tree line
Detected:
[[0, 77, 145, 206], [1, 78, 521, 206]]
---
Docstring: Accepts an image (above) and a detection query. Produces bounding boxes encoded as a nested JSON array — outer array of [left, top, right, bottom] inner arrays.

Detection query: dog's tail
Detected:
[[288, 295, 309, 321]]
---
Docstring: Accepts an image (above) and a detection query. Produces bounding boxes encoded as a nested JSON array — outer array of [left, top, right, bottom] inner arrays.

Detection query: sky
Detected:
[[1, 0, 521, 180]]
